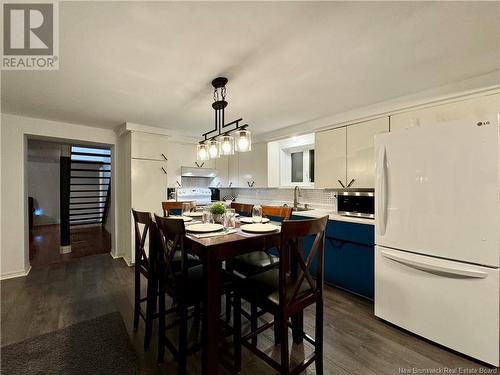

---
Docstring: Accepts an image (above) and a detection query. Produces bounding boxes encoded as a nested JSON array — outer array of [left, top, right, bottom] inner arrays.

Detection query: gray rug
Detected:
[[1, 312, 140, 375]]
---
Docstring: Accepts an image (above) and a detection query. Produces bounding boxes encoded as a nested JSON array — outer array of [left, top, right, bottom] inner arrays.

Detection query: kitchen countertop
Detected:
[[290, 208, 375, 226], [230, 198, 374, 225]]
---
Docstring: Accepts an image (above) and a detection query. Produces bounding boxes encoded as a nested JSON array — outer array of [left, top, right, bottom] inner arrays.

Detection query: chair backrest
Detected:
[[230, 202, 253, 217], [262, 206, 293, 221], [132, 209, 154, 271], [161, 201, 196, 217], [278, 216, 328, 308], [154, 215, 187, 289]]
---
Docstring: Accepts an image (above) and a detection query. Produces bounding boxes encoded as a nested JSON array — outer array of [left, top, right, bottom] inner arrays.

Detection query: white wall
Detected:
[[28, 160, 60, 225], [0, 114, 118, 279]]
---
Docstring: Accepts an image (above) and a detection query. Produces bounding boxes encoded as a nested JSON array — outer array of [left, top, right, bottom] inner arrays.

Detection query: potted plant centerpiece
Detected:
[[210, 202, 226, 224]]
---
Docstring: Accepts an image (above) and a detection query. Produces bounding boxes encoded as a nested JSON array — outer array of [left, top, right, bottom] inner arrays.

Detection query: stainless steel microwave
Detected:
[[337, 190, 375, 219]]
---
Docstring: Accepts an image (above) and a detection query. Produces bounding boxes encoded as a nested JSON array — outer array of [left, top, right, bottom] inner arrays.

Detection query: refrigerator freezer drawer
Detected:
[[375, 246, 499, 366]]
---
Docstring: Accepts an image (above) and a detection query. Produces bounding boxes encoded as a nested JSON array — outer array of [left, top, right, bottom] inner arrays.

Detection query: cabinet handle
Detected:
[[347, 178, 355, 188], [337, 179, 345, 188], [161, 167, 167, 174], [161, 153, 168, 161]]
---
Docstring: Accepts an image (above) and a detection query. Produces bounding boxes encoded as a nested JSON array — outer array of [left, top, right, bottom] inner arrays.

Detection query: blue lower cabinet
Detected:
[[291, 215, 374, 300], [327, 237, 374, 299]]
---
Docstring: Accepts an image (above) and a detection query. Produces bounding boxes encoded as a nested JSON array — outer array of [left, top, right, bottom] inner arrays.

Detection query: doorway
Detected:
[[27, 140, 112, 266]]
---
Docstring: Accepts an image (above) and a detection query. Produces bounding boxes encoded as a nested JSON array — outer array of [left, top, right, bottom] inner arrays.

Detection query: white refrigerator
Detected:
[[374, 115, 500, 366]]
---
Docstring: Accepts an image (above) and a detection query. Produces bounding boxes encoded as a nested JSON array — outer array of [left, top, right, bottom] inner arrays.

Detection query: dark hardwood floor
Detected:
[[29, 224, 111, 266], [1, 254, 495, 374]]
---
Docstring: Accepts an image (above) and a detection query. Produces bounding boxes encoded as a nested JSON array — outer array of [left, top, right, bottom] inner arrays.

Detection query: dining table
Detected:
[[184, 219, 305, 375]]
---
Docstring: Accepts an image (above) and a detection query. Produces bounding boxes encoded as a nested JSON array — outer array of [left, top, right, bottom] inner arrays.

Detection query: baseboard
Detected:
[[1, 265, 32, 280], [109, 252, 133, 267], [123, 256, 133, 267]]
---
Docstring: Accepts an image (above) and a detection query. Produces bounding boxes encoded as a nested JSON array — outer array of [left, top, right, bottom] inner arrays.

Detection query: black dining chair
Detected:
[[225, 206, 293, 342], [131, 209, 157, 350], [154, 215, 239, 374], [234, 215, 328, 375]]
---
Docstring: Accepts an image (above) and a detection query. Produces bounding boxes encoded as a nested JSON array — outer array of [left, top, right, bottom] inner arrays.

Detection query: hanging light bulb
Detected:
[[219, 135, 234, 155], [235, 129, 251, 152], [197, 143, 210, 161], [208, 139, 220, 159]]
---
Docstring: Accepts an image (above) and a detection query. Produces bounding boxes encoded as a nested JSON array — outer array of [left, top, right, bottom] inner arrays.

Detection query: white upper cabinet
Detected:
[[212, 156, 229, 187], [131, 159, 168, 216], [166, 142, 217, 187], [238, 143, 268, 188], [228, 153, 239, 187], [390, 94, 500, 132], [315, 127, 347, 188], [346, 117, 389, 188], [131, 131, 169, 161]]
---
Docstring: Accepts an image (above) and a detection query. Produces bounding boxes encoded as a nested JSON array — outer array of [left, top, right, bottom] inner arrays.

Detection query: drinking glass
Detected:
[[182, 202, 191, 216], [224, 209, 236, 229], [252, 205, 263, 223], [202, 206, 212, 224]]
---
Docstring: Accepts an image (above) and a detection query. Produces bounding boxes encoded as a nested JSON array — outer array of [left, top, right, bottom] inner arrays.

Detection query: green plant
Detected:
[[210, 202, 226, 215]]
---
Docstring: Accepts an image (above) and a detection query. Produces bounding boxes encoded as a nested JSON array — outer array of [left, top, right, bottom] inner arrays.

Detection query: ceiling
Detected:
[[2, 1, 499, 138]]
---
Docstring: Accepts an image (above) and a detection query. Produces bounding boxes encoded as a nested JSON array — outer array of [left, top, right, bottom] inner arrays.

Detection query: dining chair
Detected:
[[234, 215, 328, 375], [154, 215, 238, 374], [229, 205, 292, 277], [225, 205, 292, 341], [131, 209, 158, 350], [161, 201, 196, 217], [230, 202, 253, 217]]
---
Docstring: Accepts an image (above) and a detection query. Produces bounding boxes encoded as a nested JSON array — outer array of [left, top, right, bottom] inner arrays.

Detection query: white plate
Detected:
[[184, 211, 203, 217], [240, 223, 279, 233], [186, 223, 224, 233], [239, 217, 270, 224]]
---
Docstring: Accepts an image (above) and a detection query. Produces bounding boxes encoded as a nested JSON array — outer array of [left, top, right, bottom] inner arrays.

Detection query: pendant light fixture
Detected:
[[219, 134, 235, 155], [197, 77, 251, 160]]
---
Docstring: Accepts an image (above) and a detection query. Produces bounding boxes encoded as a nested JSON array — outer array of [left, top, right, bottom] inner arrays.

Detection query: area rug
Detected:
[[1, 312, 140, 375]]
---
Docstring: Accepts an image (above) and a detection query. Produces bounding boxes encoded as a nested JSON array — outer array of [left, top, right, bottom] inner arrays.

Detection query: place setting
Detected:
[[238, 205, 280, 234], [185, 203, 239, 238]]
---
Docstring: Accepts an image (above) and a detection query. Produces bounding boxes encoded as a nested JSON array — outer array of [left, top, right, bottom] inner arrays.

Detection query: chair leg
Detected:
[[225, 292, 232, 323], [274, 314, 281, 344], [144, 276, 156, 350], [250, 303, 258, 346], [233, 293, 242, 373], [157, 281, 166, 364], [315, 299, 324, 375], [178, 302, 188, 375], [133, 266, 140, 329], [280, 314, 290, 375], [194, 302, 201, 328]]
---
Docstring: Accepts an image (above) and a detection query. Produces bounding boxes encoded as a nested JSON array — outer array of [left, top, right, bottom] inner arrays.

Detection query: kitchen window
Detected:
[[281, 145, 315, 187], [267, 133, 315, 188]]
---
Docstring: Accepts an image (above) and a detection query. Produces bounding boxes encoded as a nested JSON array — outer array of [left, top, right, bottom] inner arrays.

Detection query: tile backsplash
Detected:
[[219, 188, 338, 209]]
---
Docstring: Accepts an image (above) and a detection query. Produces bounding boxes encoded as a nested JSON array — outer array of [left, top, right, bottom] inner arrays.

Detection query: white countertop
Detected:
[[231, 198, 374, 226], [290, 208, 375, 226]]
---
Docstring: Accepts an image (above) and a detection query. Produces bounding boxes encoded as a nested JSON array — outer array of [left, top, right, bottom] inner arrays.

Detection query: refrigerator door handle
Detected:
[[381, 250, 489, 279], [376, 146, 387, 235]]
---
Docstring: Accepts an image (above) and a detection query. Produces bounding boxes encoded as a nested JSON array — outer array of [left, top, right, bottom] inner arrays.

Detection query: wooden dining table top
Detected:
[[184, 220, 282, 258]]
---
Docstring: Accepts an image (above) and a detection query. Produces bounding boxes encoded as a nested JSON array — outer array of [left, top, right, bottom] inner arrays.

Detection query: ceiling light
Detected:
[[197, 77, 251, 158], [235, 129, 251, 152], [219, 134, 234, 155], [197, 143, 210, 161], [208, 140, 220, 159]]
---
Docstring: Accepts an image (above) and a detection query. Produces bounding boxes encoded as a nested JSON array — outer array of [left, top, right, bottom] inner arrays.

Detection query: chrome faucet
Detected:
[[293, 186, 301, 209]]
